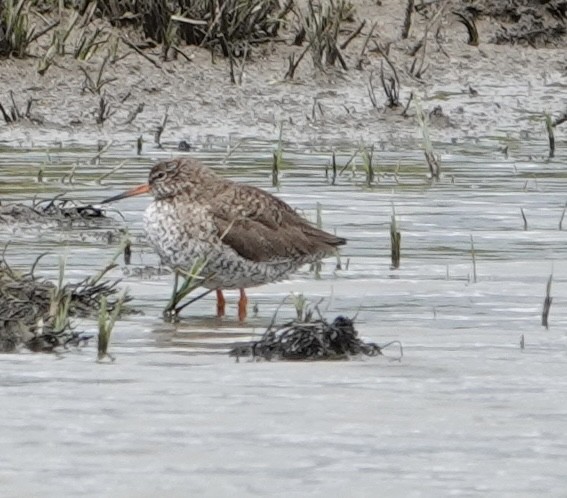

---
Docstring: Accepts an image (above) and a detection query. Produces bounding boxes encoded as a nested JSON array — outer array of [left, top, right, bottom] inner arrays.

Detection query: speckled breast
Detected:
[[143, 199, 299, 289]]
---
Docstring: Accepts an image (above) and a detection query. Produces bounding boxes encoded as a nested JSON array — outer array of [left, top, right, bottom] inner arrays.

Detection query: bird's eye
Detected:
[[153, 170, 167, 181]]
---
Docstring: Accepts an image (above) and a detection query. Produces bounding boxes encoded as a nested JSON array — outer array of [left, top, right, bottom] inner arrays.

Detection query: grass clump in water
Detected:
[[0, 248, 131, 354]]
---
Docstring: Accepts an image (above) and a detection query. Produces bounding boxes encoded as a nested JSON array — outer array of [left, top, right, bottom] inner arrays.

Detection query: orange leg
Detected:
[[216, 289, 226, 317], [238, 288, 248, 322]]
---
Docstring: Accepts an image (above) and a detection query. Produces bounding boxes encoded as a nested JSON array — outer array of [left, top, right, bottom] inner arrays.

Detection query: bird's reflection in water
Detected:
[[150, 315, 268, 353]]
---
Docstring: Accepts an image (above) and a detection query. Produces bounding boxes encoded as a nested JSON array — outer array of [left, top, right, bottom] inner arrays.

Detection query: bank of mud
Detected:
[[0, 0, 566, 149]]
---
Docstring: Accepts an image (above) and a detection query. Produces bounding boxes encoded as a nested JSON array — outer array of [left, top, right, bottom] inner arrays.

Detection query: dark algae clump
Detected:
[[231, 315, 402, 361]]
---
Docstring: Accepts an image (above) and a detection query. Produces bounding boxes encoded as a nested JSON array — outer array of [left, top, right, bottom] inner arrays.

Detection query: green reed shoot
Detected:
[[272, 122, 284, 187], [312, 203, 323, 279], [123, 240, 132, 265], [545, 113, 555, 158], [541, 273, 553, 329], [302, 0, 353, 71], [37, 11, 79, 74], [53, 293, 71, 332], [95, 160, 127, 184], [163, 258, 211, 321], [161, 17, 179, 60], [360, 144, 374, 186], [155, 105, 169, 147], [470, 234, 477, 283], [97, 293, 125, 362], [333, 226, 343, 271], [48, 255, 71, 330], [109, 34, 120, 63], [74, 27, 107, 61], [80, 52, 117, 94], [55, 10, 80, 55], [272, 150, 280, 187], [290, 292, 308, 321], [331, 151, 337, 185], [1, 0, 58, 58], [520, 208, 528, 230], [86, 235, 131, 288], [390, 205, 401, 269], [1, 0, 29, 57], [415, 99, 440, 179], [559, 202, 567, 230]]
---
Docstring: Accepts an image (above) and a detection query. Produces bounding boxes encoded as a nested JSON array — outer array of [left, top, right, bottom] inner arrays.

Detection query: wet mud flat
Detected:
[[0, 0, 566, 148]]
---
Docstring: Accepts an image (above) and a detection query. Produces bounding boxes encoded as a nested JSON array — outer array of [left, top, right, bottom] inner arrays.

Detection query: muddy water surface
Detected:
[[1, 139, 567, 497]]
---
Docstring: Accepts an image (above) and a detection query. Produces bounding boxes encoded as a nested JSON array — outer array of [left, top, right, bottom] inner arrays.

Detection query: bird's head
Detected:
[[101, 158, 213, 204]]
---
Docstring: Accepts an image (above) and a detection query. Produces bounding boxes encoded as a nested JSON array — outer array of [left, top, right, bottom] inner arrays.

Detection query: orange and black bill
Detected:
[[100, 184, 150, 204]]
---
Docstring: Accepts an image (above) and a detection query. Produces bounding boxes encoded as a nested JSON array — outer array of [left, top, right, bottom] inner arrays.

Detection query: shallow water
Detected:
[[1, 138, 567, 497]]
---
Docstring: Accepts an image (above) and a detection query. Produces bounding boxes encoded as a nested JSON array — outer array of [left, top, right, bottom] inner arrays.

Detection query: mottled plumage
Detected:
[[102, 158, 346, 319]]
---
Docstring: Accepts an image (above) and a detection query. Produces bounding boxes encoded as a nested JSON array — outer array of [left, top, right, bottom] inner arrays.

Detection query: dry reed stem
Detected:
[[454, 11, 479, 46], [520, 208, 528, 230], [401, 0, 414, 39]]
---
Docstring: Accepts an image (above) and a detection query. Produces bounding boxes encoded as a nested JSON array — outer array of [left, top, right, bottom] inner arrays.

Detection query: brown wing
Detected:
[[210, 183, 345, 263], [208, 182, 295, 227]]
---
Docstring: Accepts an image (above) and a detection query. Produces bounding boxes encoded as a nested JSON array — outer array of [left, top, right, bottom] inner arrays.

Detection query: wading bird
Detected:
[[102, 158, 346, 321]]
